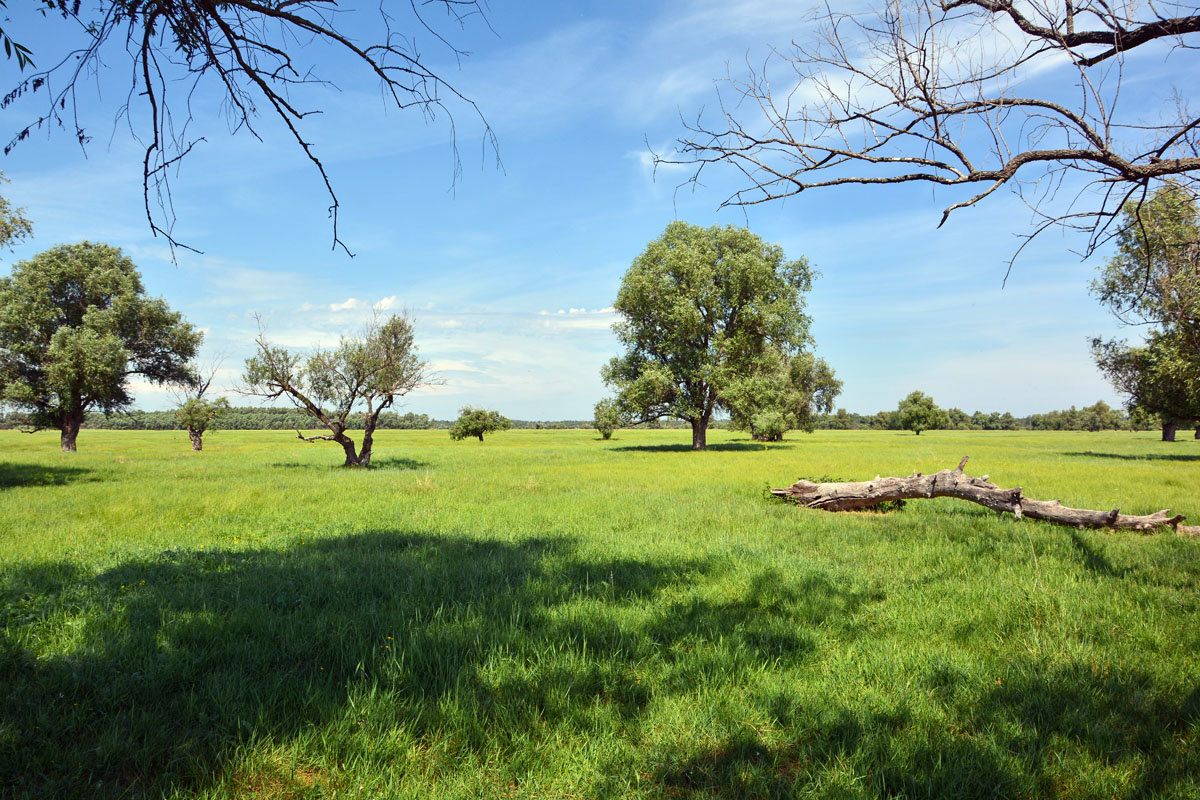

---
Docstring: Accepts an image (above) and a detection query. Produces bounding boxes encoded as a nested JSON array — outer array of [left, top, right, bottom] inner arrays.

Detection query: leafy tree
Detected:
[[449, 407, 511, 442], [897, 391, 949, 436], [174, 368, 230, 451], [592, 398, 624, 440], [0, 242, 200, 451], [1092, 182, 1200, 439], [1093, 333, 1199, 441], [725, 352, 840, 441], [242, 314, 429, 466], [4, 1, 496, 254], [1079, 400, 1120, 433], [0, 172, 32, 249], [602, 222, 816, 450]]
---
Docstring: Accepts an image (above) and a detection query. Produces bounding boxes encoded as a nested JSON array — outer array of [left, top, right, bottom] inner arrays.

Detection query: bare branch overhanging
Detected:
[[664, 0, 1200, 270], [3, 1, 499, 258]]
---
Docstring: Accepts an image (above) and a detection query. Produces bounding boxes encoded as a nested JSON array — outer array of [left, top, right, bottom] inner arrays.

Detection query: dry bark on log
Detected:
[[772, 457, 1199, 537]]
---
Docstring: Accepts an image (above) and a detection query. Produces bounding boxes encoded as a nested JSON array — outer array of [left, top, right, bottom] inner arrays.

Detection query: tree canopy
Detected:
[[602, 222, 819, 450], [1091, 182, 1200, 439], [2, 1, 497, 254], [0, 241, 200, 450], [449, 407, 511, 442], [724, 351, 841, 441], [897, 391, 949, 435], [242, 313, 429, 466], [667, 0, 1200, 267]]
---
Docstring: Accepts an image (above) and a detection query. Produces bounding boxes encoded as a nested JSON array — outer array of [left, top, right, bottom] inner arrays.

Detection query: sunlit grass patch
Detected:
[[1, 428, 1198, 798]]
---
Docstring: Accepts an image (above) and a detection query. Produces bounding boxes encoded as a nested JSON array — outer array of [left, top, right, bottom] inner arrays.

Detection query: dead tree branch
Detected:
[[3, 1, 498, 257], [667, 0, 1200, 268], [771, 456, 1199, 536]]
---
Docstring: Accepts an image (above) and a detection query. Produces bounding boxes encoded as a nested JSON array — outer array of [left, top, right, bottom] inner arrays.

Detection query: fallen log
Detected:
[[771, 456, 1199, 537]]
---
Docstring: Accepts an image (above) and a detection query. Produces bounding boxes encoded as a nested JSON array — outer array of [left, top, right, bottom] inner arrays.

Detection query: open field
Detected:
[[1, 428, 1198, 799]]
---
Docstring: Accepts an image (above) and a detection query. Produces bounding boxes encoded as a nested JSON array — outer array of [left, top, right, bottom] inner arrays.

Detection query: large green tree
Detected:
[[897, 390, 949, 436], [242, 314, 429, 467], [602, 222, 817, 450], [1092, 182, 1200, 440], [0, 242, 200, 450], [724, 351, 841, 441]]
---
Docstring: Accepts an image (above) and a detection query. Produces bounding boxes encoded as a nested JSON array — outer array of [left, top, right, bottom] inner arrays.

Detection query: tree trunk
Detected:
[[771, 456, 1198, 536], [1194, 424, 1199, 439], [340, 436, 365, 467], [188, 427, 203, 451], [477, 433, 484, 442], [691, 417, 708, 450], [60, 409, 83, 452], [1162, 420, 1178, 442]]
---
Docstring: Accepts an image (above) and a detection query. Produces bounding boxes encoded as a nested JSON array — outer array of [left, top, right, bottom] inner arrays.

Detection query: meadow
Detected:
[[1, 427, 1197, 799]]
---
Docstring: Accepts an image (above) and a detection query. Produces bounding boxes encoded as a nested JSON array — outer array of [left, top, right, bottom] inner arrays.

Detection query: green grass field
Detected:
[[1, 428, 1198, 799]]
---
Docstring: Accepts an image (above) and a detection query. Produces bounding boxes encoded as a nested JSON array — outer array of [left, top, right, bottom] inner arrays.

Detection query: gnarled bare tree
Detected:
[[3, 1, 498, 255], [242, 313, 431, 466], [666, 0, 1200, 271]]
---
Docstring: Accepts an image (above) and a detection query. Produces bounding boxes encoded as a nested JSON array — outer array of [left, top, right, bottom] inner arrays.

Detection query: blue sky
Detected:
[[1, 1, 1190, 419]]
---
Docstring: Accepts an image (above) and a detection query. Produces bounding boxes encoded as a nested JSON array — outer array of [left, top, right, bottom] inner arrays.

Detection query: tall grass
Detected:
[[1, 429, 1198, 798]]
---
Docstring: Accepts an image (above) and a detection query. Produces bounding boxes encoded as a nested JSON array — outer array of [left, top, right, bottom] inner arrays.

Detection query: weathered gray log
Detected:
[[772, 456, 1199, 537]]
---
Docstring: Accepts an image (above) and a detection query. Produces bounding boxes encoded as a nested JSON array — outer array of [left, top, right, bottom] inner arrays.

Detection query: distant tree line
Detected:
[[816, 401, 1150, 433]]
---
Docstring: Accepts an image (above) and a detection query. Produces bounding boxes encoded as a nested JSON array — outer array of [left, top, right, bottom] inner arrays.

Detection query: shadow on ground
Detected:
[[268, 456, 430, 471], [1064, 450, 1200, 463], [2, 530, 1194, 798], [638, 664, 1198, 799], [610, 442, 795, 453], [0, 462, 97, 490]]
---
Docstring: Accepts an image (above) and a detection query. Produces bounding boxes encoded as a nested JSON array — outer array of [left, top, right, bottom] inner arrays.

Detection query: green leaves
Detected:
[[0, 242, 200, 439], [449, 407, 511, 441], [897, 391, 949, 435], [604, 222, 822, 446]]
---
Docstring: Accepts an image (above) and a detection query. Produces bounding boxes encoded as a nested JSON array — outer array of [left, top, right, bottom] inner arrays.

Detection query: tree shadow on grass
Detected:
[[268, 456, 430, 471], [610, 442, 795, 453], [0, 532, 879, 798], [1063, 451, 1200, 463], [642, 661, 1198, 799], [0, 462, 97, 489]]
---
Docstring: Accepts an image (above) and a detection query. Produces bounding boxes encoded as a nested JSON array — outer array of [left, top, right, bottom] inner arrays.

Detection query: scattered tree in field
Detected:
[[603, 222, 817, 450], [592, 398, 624, 440], [725, 352, 841, 441], [0, 242, 200, 451], [449, 407, 511, 442], [242, 314, 429, 466], [667, 1, 1200, 266], [174, 367, 230, 451], [897, 391, 949, 436], [4, 1, 497, 254], [0, 172, 32, 249], [1092, 182, 1200, 440]]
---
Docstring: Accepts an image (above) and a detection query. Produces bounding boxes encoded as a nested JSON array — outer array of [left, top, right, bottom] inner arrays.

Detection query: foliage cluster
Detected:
[[449, 407, 512, 441]]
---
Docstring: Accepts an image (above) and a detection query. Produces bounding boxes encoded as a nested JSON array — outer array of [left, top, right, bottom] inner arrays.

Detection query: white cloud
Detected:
[[375, 295, 398, 310], [329, 298, 361, 312]]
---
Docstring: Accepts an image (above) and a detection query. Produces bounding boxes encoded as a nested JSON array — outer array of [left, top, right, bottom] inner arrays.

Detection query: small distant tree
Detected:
[[242, 313, 429, 466], [897, 391, 949, 436], [174, 367, 230, 451], [449, 407, 511, 442], [592, 398, 624, 440], [0, 242, 200, 451]]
